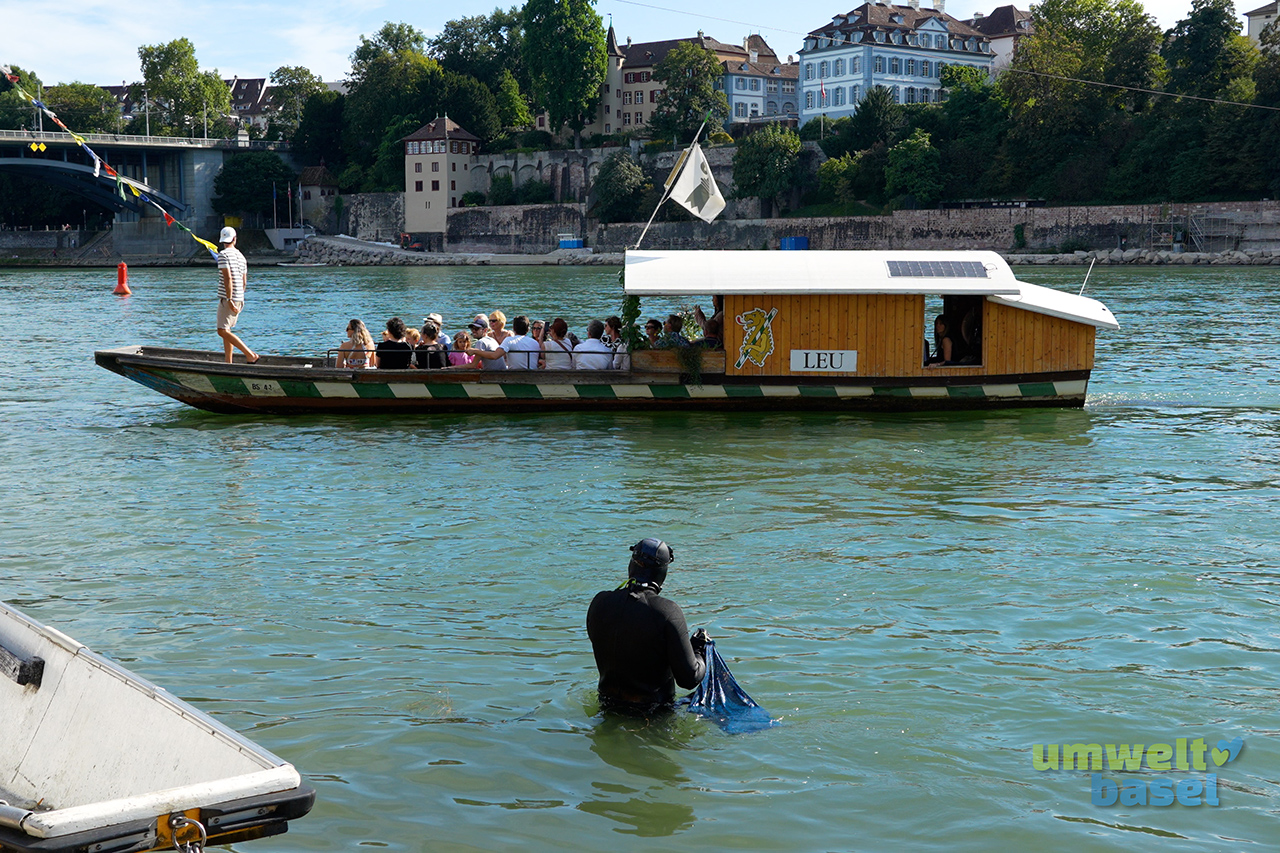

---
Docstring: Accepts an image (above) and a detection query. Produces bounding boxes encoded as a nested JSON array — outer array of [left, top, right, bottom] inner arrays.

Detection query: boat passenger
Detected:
[[586, 538, 708, 714], [655, 314, 691, 348], [927, 315, 957, 365], [957, 309, 981, 364], [415, 322, 448, 369], [374, 317, 413, 369], [338, 319, 375, 369], [489, 310, 512, 345], [605, 316, 631, 370], [693, 296, 724, 334], [404, 327, 421, 350], [468, 314, 507, 370], [448, 331, 478, 367], [543, 318, 574, 369], [500, 315, 543, 369], [530, 319, 546, 343], [644, 319, 662, 348], [690, 317, 722, 349], [425, 313, 450, 350], [573, 320, 614, 369]]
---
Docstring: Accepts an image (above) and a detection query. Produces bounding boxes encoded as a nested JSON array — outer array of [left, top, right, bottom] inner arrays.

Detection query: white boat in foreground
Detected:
[[0, 602, 313, 853]]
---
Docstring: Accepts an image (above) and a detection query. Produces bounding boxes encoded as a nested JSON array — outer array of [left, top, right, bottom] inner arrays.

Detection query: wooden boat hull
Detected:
[[96, 347, 1090, 414], [0, 602, 313, 853]]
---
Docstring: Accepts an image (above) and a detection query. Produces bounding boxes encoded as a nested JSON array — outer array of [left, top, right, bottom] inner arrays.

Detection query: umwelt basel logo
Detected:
[[1033, 736, 1244, 807]]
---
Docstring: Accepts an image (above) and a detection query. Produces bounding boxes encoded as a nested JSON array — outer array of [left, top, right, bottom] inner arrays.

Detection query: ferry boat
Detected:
[[0, 602, 313, 853], [95, 250, 1118, 414]]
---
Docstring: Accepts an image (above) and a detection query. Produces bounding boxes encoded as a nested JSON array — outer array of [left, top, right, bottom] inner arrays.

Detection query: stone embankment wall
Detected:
[[295, 236, 619, 266], [341, 193, 403, 243], [447, 204, 589, 253], [1007, 248, 1280, 265]]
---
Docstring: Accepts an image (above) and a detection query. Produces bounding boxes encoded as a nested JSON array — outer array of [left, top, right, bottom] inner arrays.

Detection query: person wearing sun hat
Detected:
[[215, 226, 258, 364]]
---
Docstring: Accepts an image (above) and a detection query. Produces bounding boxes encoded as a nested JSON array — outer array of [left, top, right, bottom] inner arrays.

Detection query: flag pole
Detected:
[[632, 114, 712, 251]]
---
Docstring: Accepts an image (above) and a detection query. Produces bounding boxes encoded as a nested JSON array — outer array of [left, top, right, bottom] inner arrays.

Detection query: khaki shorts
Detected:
[[217, 299, 242, 331]]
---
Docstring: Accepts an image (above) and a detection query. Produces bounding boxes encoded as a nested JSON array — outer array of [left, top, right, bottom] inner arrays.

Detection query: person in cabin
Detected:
[[468, 314, 507, 370], [656, 314, 691, 348], [690, 317, 723, 349], [448, 330, 478, 367], [338, 319, 375, 369], [214, 226, 259, 364], [644, 319, 662, 348], [573, 320, 614, 369], [605, 316, 630, 370], [415, 322, 448, 369], [373, 317, 413, 369], [425, 313, 450, 350], [928, 314, 962, 365], [587, 538, 708, 713], [542, 318, 574, 369], [693, 296, 724, 334], [957, 309, 981, 364]]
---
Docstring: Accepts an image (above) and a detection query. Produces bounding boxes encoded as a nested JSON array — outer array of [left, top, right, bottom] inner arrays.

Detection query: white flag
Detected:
[[669, 143, 725, 223]]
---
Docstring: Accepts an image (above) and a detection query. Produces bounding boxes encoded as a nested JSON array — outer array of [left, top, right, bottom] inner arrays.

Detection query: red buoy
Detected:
[[114, 262, 131, 296]]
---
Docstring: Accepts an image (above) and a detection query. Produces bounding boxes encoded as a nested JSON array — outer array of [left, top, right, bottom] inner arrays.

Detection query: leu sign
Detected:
[[790, 350, 858, 372]]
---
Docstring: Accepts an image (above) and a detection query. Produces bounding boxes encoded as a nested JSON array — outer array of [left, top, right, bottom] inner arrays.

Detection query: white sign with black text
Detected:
[[789, 350, 858, 372]]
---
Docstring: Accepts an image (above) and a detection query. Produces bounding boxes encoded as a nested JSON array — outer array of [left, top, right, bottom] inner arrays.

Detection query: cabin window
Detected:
[[923, 295, 984, 367]]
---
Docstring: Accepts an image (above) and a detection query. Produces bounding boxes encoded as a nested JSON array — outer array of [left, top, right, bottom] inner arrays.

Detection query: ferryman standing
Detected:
[[215, 226, 258, 364], [587, 538, 708, 713]]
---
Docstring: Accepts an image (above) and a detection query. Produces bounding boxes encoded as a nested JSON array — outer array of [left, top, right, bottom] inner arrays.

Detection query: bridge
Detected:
[[0, 129, 295, 254]]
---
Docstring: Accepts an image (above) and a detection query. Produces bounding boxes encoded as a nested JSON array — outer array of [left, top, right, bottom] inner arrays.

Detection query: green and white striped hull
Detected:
[[96, 347, 1090, 415]]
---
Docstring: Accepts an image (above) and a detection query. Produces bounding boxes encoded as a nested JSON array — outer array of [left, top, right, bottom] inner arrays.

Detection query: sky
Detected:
[[2, 0, 1256, 87]]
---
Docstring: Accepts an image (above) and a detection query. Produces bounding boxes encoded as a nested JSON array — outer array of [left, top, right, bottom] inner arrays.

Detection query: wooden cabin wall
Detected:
[[723, 294, 1095, 378]]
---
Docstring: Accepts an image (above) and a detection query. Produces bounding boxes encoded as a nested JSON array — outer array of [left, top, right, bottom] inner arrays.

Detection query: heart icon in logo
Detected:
[[1211, 737, 1243, 766]]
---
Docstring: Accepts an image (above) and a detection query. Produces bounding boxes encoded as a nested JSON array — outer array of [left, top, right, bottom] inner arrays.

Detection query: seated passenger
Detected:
[[957, 309, 980, 364], [690, 317, 722, 349], [448, 331, 478, 367], [338, 319, 375, 369], [693, 296, 724, 334], [488, 310, 512, 345], [656, 314, 690, 348], [467, 314, 507, 371], [644, 318, 662, 348], [927, 314, 961, 365], [415, 322, 448, 369], [606, 315, 630, 370], [573, 319, 614, 369], [543, 318, 574, 369], [404, 327, 421, 349], [501, 315, 543, 369], [425, 313, 451, 350], [374, 317, 413, 369]]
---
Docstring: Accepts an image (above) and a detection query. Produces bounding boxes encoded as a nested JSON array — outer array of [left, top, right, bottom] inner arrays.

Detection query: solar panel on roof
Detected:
[[886, 260, 990, 278]]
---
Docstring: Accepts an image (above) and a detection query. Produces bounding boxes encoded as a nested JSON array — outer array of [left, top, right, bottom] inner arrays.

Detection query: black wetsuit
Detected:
[[587, 585, 706, 710]]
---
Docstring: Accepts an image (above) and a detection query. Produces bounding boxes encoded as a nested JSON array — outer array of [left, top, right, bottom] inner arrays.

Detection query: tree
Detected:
[[847, 86, 905, 151], [428, 8, 525, 92], [41, 83, 119, 133], [294, 90, 345, 167], [591, 151, 649, 222], [0, 66, 43, 131], [732, 124, 802, 215], [885, 129, 944, 207], [648, 41, 730, 144], [211, 151, 297, 219], [135, 38, 232, 136], [350, 22, 428, 83], [269, 66, 324, 138], [495, 69, 533, 129], [343, 44, 441, 165], [523, 0, 607, 146], [441, 72, 501, 142], [1163, 0, 1259, 98], [816, 151, 862, 202]]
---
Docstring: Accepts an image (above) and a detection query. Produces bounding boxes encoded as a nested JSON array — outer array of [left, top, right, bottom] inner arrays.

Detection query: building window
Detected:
[[767, 79, 778, 93], [907, 59, 916, 75], [805, 91, 814, 109], [415, 163, 422, 173], [921, 60, 930, 77], [833, 87, 845, 106], [768, 102, 778, 115], [605, 123, 611, 133], [834, 59, 845, 76], [874, 56, 884, 73], [891, 58, 901, 74], [623, 112, 631, 125], [750, 78, 760, 91], [625, 72, 635, 84], [431, 180, 439, 191], [650, 90, 659, 103], [937, 62, 947, 78], [851, 85, 860, 103], [782, 80, 795, 93], [303, 190, 312, 200], [537, 115, 545, 128], [905, 87, 915, 103], [735, 102, 747, 117], [936, 35, 946, 49], [432, 162, 439, 172], [624, 91, 633, 104], [784, 101, 795, 113], [450, 180, 456, 190], [805, 63, 814, 80], [634, 111, 642, 123], [892, 32, 902, 44], [736, 77, 746, 90], [641, 71, 651, 82], [892, 85, 900, 103], [853, 56, 861, 74], [819, 60, 829, 78], [414, 180, 422, 192]]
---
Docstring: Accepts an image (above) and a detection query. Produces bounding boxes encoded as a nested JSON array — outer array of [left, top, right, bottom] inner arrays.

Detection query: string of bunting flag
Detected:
[[1, 65, 220, 258]]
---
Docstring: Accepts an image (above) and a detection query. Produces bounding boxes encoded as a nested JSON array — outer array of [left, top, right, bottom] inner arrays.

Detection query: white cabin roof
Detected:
[[623, 250, 1119, 329]]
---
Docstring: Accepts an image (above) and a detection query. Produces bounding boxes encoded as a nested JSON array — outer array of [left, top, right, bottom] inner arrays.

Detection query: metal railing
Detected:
[[0, 128, 289, 151]]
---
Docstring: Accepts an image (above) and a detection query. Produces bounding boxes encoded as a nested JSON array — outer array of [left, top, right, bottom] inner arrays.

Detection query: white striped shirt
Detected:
[[217, 246, 247, 303]]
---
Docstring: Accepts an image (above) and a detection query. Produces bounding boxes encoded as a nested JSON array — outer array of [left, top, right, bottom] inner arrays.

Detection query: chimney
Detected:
[[627, 37, 632, 46], [908, 0, 919, 7], [972, 9, 983, 18], [935, 0, 945, 11], [697, 29, 704, 40]]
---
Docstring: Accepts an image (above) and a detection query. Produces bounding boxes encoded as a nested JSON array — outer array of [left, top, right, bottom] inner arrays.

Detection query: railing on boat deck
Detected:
[[320, 347, 726, 373]]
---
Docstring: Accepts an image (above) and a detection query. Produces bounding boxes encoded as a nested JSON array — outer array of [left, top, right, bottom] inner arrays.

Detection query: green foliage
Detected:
[[495, 69, 533, 129], [489, 174, 515, 204], [134, 38, 231, 136], [591, 151, 649, 222], [732, 124, 802, 212], [351, 22, 427, 81], [517, 180, 555, 204], [648, 42, 730, 144], [428, 8, 525, 93], [1013, 223, 1027, 249], [523, 0, 607, 139], [0, 171, 110, 228], [885, 129, 943, 208], [293, 90, 345, 167], [44, 82, 119, 133], [618, 289, 646, 351], [269, 66, 324, 137], [847, 86, 905, 151], [817, 152, 862, 202], [366, 116, 424, 191], [461, 190, 487, 206], [708, 130, 734, 145], [1163, 0, 1259, 98], [441, 72, 501, 142], [343, 47, 441, 165], [212, 152, 297, 218], [0, 66, 41, 131]]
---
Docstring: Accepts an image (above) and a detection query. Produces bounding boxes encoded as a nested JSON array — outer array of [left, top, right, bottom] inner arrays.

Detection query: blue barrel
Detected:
[[780, 236, 809, 251]]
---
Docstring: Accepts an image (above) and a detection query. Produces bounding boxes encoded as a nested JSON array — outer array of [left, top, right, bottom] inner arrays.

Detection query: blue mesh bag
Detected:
[[681, 640, 776, 734]]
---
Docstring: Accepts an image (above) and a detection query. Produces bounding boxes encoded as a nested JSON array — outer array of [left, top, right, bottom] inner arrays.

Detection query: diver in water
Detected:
[[587, 538, 708, 713]]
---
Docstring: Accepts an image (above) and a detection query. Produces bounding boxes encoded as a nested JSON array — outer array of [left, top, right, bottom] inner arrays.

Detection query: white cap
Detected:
[[219, 226, 237, 244]]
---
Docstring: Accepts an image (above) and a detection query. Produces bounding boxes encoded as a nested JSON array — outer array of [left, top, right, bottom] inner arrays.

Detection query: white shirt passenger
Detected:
[[501, 334, 542, 369], [473, 335, 507, 370], [573, 338, 614, 370]]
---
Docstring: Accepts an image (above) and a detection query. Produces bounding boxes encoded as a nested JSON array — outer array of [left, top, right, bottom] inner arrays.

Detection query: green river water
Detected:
[[2, 263, 1278, 851]]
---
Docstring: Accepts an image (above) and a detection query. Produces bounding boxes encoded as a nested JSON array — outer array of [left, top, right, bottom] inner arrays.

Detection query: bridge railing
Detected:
[[0, 129, 288, 151]]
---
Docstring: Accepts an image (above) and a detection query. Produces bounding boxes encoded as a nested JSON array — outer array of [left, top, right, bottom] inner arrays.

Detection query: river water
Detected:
[[2, 263, 1278, 851]]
